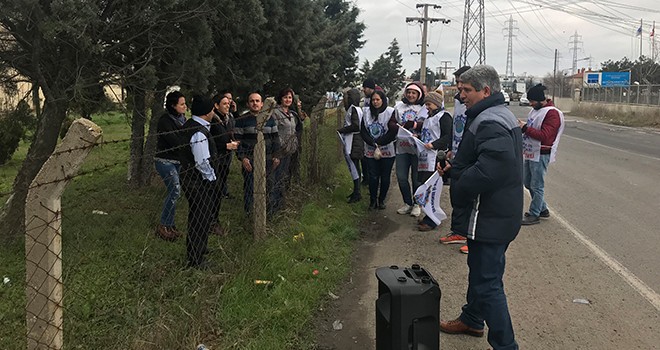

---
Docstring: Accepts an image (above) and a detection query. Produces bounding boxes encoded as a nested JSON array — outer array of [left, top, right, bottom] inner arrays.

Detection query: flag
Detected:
[[414, 171, 447, 225], [651, 25, 655, 38], [337, 131, 359, 180], [636, 25, 642, 36]]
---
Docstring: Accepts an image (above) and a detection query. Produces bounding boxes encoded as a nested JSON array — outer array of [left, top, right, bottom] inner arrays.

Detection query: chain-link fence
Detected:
[[0, 96, 342, 349], [581, 84, 660, 105]]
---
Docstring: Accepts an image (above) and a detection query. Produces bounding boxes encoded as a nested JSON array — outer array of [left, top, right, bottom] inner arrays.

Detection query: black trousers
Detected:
[[182, 179, 216, 266]]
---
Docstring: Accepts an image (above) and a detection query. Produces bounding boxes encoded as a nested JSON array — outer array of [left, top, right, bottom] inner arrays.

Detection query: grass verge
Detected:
[[0, 109, 364, 349]]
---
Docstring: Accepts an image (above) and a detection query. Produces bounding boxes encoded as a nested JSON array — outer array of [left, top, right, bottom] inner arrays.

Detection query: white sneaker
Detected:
[[397, 204, 413, 215], [410, 204, 422, 217]]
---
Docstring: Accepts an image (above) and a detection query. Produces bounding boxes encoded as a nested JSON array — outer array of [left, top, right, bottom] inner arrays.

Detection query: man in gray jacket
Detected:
[[440, 65, 523, 350]]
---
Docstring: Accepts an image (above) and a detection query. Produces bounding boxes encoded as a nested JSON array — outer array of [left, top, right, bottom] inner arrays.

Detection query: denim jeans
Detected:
[[241, 159, 278, 215], [154, 158, 181, 227], [364, 157, 395, 204], [523, 154, 550, 217], [460, 240, 518, 350], [395, 153, 419, 206]]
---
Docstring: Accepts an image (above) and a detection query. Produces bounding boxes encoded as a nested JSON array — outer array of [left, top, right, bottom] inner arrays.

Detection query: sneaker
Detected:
[[521, 215, 540, 225], [459, 245, 468, 254], [155, 224, 177, 241], [525, 209, 550, 218], [439, 318, 484, 337], [397, 204, 413, 215], [410, 204, 422, 217], [439, 233, 467, 245]]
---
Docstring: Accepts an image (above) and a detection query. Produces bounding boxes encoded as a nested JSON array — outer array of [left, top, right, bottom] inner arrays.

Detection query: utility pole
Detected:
[[437, 60, 455, 80], [639, 18, 643, 58], [553, 49, 558, 100], [459, 0, 486, 67], [503, 15, 518, 78], [569, 31, 583, 75], [407, 4, 450, 84]]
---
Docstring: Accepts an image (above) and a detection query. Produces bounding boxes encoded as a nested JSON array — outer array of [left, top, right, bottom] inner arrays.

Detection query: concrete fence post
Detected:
[[25, 118, 102, 349]]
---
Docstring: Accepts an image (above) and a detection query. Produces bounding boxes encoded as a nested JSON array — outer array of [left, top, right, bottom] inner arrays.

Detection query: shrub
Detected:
[[0, 101, 34, 165]]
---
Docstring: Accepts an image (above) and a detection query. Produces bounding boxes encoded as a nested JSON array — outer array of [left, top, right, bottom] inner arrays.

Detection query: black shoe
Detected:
[[347, 193, 361, 203], [377, 201, 386, 210], [525, 209, 550, 218], [521, 215, 540, 225], [361, 180, 369, 187], [369, 201, 377, 210]]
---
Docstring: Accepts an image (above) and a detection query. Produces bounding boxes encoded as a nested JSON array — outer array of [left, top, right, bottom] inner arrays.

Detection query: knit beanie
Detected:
[[362, 78, 376, 90], [526, 84, 547, 102], [424, 91, 443, 108], [191, 95, 213, 116]]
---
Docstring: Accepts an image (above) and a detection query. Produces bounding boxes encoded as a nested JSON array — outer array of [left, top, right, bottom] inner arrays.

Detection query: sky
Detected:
[[353, 0, 660, 81]]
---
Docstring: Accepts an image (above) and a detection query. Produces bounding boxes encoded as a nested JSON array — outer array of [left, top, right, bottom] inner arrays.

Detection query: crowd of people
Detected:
[[150, 64, 565, 350], [153, 88, 306, 269], [338, 65, 564, 350]]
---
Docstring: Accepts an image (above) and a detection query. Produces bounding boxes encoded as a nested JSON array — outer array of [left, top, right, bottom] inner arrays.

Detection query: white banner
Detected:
[[414, 171, 447, 225], [337, 131, 359, 180]]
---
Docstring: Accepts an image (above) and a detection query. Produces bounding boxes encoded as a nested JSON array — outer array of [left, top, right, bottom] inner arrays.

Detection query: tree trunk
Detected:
[[140, 87, 166, 186], [0, 95, 69, 239], [126, 86, 147, 187]]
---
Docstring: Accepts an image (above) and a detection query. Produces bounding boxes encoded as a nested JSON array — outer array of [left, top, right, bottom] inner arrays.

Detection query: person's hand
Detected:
[[436, 160, 452, 176], [227, 141, 239, 151], [272, 157, 280, 169], [230, 100, 237, 113], [242, 158, 252, 172], [518, 119, 526, 128], [424, 142, 433, 150]]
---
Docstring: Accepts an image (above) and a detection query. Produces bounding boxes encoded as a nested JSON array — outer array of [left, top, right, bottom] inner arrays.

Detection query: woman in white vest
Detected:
[[359, 90, 399, 210], [394, 81, 428, 217], [415, 91, 453, 231], [337, 89, 364, 203]]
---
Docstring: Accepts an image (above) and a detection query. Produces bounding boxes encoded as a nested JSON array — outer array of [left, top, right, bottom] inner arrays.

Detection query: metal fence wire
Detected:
[[581, 84, 660, 105]]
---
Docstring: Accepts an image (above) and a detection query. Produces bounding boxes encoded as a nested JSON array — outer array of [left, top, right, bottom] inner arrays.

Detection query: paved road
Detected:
[[509, 104, 660, 293]]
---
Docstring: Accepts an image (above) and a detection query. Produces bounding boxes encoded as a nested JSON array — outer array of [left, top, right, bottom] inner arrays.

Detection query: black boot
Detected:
[[347, 179, 361, 203], [369, 199, 377, 210], [377, 200, 386, 210]]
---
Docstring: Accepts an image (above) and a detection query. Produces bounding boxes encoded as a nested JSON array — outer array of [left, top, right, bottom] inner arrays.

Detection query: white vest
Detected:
[[418, 109, 445, 172], [452, 99, 467, 159], [394, 101, 428, 155], [522, 106, 565, 163], [342, 105, 363, 155], [363, 106, 396, 158]]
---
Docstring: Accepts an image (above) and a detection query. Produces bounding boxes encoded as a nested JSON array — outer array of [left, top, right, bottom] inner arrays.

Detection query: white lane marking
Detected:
[[562, 134, 660, 162], [549, 206, 660, 311]]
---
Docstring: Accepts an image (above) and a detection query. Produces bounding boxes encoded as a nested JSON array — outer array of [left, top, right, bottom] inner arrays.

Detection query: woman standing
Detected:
[[360, 90, 399, 210], [154, 91, 187, 241], [209, 94, 239, 236], [271, 88, 299, 204], [337, 88, 364, 203]]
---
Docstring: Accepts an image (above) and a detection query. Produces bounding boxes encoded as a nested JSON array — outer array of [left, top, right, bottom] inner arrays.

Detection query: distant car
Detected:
[[519, 93, 529, 106], [503, 91, 510, 105]]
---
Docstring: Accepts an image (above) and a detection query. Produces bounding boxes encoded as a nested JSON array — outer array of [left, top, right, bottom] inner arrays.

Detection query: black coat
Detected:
[[449, 92, 523, 244]]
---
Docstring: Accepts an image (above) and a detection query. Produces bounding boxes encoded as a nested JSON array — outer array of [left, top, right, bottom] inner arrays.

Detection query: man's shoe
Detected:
[[347, 193, 361, 203], [440, 318, 484, 337], [155, 225, 177, 241], [459, 245, 469, 254], [397, 204, 413, 215], [439, 233, 467, 245], [521, 215, 540, 225], [369, 201, 377, 210], [418, 223, 434, 232], [377, 201, 386, 210], [410, 204, 422, 217], [525, 209, 550, 218]]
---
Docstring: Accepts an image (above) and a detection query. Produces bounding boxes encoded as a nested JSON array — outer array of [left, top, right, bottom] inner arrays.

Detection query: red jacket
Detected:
[[523, 100, 561, 153]]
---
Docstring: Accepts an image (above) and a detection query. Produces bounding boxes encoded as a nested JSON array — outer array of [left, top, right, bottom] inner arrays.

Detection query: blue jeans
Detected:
[[364, 157, 395, 204], [395, 153, 419, 206], [460, 240, 518, 350], [154, 158, 181, 227], [241, 159, 278, 215], [523, 154, 550, 216]]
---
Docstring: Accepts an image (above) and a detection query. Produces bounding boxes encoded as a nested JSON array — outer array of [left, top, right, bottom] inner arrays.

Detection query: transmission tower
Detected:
[[503, 15, 518, 78], [459, 0, 486, 67], [569, 31, 583, 75]]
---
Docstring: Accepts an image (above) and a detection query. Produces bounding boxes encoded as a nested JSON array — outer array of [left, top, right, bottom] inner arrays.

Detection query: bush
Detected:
[[0, 101, 34, 165]]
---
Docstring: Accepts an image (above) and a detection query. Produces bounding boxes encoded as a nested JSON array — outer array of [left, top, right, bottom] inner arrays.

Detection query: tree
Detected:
[[410, 68, 437, 87], [361, 39, 406, 102], [600, 56, 660, 84]]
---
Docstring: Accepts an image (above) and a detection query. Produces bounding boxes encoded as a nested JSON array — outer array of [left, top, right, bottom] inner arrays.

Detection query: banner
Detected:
[[337, 131, 359, 180], [414, 171, 447, 225], [397, 127, 426, 154]]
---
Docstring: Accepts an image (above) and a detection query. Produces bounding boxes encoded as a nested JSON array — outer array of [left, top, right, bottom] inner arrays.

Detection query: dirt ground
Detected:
[[312, 183, 660, 349]]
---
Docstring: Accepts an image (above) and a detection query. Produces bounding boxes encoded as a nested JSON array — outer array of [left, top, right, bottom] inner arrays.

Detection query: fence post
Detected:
[[25, 118, 102, 349], [253, 98, 276, 239], [307, 97, 327, 183]]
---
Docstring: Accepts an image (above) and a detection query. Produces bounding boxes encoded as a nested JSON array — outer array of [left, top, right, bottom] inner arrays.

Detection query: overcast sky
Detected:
[[353, 0, 660, 81]]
